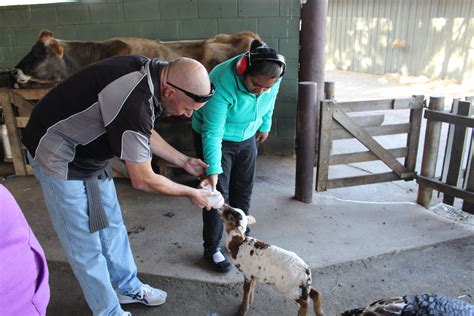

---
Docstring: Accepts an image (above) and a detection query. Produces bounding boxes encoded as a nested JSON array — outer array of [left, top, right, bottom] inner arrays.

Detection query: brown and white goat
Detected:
[[218, 204, 324, 316]]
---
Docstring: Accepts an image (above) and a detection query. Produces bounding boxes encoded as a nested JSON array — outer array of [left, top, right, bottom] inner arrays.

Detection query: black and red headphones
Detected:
[[235, 46, 286, 77]]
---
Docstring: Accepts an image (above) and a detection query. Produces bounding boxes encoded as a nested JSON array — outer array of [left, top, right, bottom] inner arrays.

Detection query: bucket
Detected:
[[1, 124, 12, 161]]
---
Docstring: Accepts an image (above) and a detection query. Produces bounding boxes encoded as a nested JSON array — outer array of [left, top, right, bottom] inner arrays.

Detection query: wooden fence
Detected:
[[416, 96, 474, 214], [0, 87, 180, 178], [316, 95, 424, 191], [0, 88, 48, 176]]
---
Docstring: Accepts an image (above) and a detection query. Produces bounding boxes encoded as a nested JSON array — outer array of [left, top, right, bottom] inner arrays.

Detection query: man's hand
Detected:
[[199, 174, 219, 191], [256, 131, 269, 144], [183, 157, 208, 177], [188, 188, 218, 210]]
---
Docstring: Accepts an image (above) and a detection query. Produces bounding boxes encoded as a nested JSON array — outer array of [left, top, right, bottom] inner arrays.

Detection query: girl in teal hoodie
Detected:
[[192, 40, 285, 272]]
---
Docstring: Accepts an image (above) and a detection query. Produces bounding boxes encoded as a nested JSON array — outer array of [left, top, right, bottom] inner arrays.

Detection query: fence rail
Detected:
[[0, 87, 180, 179], [316, 95, 424, 191], [0, 88, 48, 176], [416, 98, 474, 214]]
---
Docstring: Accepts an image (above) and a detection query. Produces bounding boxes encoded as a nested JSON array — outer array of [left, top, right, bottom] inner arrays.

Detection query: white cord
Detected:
[[322, 195, 418, 206]]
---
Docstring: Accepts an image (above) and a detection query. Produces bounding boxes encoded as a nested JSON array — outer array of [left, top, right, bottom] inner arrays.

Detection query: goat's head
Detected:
[[218, 204, 256, 239]]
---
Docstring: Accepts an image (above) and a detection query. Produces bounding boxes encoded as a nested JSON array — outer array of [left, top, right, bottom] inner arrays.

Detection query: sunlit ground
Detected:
[[326, 69, 474, 105]]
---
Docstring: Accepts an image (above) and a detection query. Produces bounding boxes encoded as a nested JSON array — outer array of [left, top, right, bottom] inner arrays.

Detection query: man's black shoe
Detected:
[[203, 251, 232, 273]]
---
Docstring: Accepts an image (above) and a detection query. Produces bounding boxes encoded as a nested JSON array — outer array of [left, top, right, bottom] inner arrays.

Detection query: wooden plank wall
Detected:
[[326, 0, 474, 83]]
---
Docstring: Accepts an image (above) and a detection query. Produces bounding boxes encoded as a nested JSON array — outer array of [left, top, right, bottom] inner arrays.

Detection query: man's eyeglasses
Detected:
[[167, 81, 215, 103]]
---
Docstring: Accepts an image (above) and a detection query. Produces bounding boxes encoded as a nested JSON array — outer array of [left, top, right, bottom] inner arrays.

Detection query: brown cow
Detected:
[[12, 30, 260, 87]]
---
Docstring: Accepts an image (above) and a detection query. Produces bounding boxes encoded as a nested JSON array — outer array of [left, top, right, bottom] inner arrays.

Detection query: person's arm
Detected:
[[125, 159, 214, 209], [102, 82, 213, 208], [150, 130, 207, 177], [258, 79, 281, 134], [256, 131, 269, 144], [200, 86, 229, 176], [199, 174, 219, 191], [197, 85, 230, 191]]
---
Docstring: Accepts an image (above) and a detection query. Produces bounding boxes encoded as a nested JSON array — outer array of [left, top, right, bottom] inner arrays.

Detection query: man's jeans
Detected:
[[29, 153, 141, 315]]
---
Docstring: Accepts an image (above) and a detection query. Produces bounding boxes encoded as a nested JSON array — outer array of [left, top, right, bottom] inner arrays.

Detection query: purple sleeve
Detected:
[[0, 185, 50, 315]]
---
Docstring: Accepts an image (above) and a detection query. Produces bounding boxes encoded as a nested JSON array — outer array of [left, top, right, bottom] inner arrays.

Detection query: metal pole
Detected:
[[299, 0, 328, 147], [417, 96, 445, 208], [295, 0, 328, 202], [295, 82, 318, 203], [299, 0, 328, 100]]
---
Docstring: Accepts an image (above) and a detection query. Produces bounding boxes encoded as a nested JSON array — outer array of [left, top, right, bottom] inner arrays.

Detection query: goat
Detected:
[[218, 204, 324, 316]]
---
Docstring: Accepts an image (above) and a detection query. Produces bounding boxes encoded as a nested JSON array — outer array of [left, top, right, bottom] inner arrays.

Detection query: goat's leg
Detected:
[[295, 298, 308, 316], [238, 277, 252, 316], [248, 278, 256, 305], [309, 288, 324, 316]]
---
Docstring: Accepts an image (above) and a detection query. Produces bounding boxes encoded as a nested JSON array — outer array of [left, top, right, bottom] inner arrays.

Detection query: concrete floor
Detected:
[[1, 70, 474, 315], [43, 235, 474, 316], [2, 154, 474, 315]]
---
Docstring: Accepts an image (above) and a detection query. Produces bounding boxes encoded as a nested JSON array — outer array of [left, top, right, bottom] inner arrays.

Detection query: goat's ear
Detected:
[[247, 215, 256, 225], [39, 29, 54, 43], [49, 41, 64, 58]]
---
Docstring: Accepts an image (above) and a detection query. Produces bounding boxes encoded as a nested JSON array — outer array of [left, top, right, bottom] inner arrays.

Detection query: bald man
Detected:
[[22, 55, 219, 315]]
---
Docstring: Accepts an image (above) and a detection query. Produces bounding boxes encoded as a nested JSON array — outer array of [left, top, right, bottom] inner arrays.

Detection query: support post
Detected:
[[295, 82, 318, 203], [417, 96, 445, 208], [324, 81, 335, 100], [0, 89, 28, 176], [405, 95, 424, 172], [299, 0, 328, 158], [463, 96, 474, 214], [442, 101, 471, 205]]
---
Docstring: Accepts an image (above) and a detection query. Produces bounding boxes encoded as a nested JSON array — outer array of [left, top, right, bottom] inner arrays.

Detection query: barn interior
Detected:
[[1, 0, 473, 315]]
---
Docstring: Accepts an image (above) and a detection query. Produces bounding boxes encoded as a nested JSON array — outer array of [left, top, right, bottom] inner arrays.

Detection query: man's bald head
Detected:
[[159, 57, 213, 118], [167, 57, 211, 96]]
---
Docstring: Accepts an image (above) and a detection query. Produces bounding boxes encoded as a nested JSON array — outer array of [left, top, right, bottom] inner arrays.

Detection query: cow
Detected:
[[0, 70, 15, 88], [12, 30, 260, 87]]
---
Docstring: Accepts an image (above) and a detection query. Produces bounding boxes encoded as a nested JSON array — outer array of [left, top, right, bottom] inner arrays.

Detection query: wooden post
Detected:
[[417, 96, 445, 208], [442, 101, 471, 205], [462, 129, 474, 214], [316, 100, 334, 192], [295, 82, 318, 203], [405, 95, 424, 172], [0, 89, 27, 175], [463, 96, 474, 214], [324, 81, 335, 99], [440, 98, 461, 187]]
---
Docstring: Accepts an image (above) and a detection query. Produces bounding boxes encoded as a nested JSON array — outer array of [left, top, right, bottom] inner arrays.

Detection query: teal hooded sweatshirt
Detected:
[[192, 54, 281, 175]]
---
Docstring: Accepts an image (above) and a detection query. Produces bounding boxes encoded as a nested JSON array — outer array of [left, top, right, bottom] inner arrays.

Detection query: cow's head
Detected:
[[12, 30, 67, 86]]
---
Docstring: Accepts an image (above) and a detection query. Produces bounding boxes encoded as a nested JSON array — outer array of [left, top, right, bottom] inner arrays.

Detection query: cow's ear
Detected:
[[247, 215, 256, 226], [49, 41, 64, 58], [39, 30, 54, 43]]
